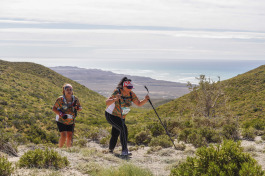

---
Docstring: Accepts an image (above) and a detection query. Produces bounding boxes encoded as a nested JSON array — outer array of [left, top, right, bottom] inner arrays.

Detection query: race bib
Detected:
[[56, 114, 73, 121], [121, 107, 130, 115]]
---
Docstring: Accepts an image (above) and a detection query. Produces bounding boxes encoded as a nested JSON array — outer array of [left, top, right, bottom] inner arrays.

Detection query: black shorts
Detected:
[[56, 122, 74, 132]]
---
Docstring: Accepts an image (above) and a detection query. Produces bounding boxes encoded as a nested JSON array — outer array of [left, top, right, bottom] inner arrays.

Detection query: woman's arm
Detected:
[[106, 94, 121, 106], [133, 95, 150, 107], [53, 106, 63, 116]]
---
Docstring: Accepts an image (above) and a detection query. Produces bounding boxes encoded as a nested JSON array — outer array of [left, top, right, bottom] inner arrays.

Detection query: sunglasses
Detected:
[[126, 86, 133, 89], [65, 88, 73, 91]]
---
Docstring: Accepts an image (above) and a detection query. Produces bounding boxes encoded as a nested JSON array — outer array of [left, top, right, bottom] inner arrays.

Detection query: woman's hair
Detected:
[[62, 83, 74, 95], [117, 77, 131, 90]]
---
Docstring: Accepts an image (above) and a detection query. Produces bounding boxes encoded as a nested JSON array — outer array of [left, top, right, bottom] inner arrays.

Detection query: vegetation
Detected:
[[170, 140, 265, 176], [18, 148, 69, 169], [0, 155, 14, 176], [0, 130, 18, 156], [97, 163, 153, 176], [139, 65, 265, 147], [0, 59, 106, 146], [2, 60, 264, 150], [1, 60, 264, 175]]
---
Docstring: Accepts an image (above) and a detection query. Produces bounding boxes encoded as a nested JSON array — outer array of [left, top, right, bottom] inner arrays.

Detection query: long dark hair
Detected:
[[117, 77, 131, 90]]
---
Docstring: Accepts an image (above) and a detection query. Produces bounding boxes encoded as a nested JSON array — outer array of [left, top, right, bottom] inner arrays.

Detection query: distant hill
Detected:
[[49, 66, 190, 100], [143, 65, 265, 122], [0, 60, 107, 144]]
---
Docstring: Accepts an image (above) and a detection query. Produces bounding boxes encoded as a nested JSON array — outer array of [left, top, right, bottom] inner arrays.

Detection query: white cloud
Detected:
[[0, 0, 265, 61], [1, 0, 265, 31]]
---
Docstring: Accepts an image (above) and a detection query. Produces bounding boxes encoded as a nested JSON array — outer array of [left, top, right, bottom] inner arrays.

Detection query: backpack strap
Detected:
[[62, 95, 75, 112]]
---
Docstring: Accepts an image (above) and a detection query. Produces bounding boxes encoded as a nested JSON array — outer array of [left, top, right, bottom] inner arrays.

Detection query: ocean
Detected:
[[3, 58, 265, 84], [95, 59, 265, 84]]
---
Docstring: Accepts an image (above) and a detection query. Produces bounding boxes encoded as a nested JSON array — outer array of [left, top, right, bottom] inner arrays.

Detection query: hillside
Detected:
[[0, 59, 107, 144], [1, 60, 265, 175], [145, 65, 265, 121]]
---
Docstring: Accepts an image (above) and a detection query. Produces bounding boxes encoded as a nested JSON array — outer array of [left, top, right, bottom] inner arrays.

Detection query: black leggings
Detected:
[[105, 111, 128, 151]]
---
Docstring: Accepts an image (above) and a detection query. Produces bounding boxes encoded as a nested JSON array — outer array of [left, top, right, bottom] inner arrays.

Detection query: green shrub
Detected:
[[0, 155, 14, 176], [261, 134, 265, 141], [147, 123, 164, 137], [198, 127, 220, 143], [174, 143, 186, 151], [135, 131, 152, 145], [177, 128, 193, 143], [242, 127, 256, 141], [99, 136, 110, 147], [187, 132, 207, 148], [149, 135, 172, 148], [75, 138, 88, 148], [18, 148, 69, 169], [98, 163, 153, 176], [84, 127, 108, 142], [240, 162, 265, 176], [170, 140, 265, 176], [254, 121, 265, 130], [0, 131, 18, 156], [222, 123, 240, 140], [178, 127, 221, 148], [26, 125, 55, 144]]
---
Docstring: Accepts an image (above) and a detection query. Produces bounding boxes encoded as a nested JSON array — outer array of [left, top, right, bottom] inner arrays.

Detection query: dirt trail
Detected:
[[7, 137, 265, 176]]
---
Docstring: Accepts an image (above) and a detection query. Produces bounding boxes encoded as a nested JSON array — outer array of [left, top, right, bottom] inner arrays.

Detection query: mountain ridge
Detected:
[[49, 66, 190, 100]]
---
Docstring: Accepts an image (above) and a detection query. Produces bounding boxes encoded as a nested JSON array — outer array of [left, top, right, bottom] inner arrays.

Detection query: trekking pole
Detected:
[[144, 86, 177, 149]]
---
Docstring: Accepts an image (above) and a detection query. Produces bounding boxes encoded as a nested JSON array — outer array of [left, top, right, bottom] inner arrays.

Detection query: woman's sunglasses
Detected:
[[126, 86, 133, 89]]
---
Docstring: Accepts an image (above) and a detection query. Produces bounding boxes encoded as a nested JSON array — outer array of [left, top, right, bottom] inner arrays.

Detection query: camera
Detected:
[[62, 114, 68, 119]]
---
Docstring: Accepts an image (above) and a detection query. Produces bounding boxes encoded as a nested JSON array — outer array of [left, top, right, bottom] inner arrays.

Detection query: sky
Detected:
[[0, 0, 265, 65]]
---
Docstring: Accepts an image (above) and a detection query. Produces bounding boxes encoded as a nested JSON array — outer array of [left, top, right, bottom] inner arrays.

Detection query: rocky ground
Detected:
[[6, 137, 265, 176]]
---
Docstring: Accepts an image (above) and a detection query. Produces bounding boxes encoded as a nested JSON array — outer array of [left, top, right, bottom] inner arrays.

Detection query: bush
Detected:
[[135, 131, 152, 145], [84, 127, 109, 142], [99, 136, 110, 147], [242, 127, 256, 141], [26, 125, 54, 144], [147, 123, 164, 137], [174, 143, 186, 151], [0, 131, 18, 156], [18, 148, 69, 169], [0, 155, 14, 176], [178, 127, 221, 148], [198, 127, 220, 143], [75, 138, 88, 148], [177, 128, 193, 143], [187, 132, 207, 148], [222, 123, 240, 140], [149, 135, 172, 148], [170, 140, 265, 176], [261, 134, 265, 141]]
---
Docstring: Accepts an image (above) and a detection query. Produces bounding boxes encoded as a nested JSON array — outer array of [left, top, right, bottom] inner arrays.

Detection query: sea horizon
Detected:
[[2, 58, 264, 84]]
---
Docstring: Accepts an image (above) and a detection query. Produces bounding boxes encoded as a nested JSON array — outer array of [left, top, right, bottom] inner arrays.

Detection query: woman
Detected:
[[105, 77, 150, 156], [53, 83, 82, 148]]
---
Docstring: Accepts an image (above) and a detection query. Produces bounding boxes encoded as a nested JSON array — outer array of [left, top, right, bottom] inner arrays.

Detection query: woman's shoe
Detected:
[[121, 150, 132, 156]]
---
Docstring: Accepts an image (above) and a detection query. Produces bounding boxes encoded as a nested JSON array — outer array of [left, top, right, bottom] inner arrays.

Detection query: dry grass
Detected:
[[7, 137, 265, 176]]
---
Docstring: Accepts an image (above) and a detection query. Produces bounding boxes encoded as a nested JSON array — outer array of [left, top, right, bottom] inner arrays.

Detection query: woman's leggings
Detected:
[[105, 111, 128, 151]]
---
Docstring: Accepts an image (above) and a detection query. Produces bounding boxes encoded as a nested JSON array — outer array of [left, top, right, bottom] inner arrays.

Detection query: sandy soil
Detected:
[[6, 137, 265, 176]]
